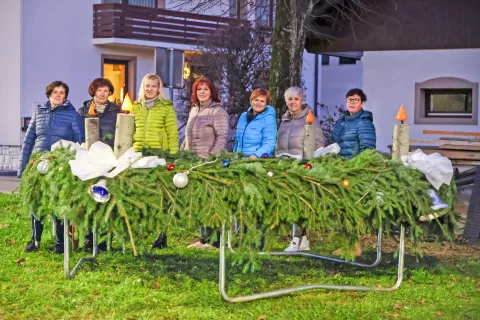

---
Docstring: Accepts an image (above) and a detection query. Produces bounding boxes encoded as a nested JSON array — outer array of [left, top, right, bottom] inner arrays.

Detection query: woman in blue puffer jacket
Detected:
[[332, 88, 376, 159], [234, 88, 277, 159], [18, 81, 85, 254]]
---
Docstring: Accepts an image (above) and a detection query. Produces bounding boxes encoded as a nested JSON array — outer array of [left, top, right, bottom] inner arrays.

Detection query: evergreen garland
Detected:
[[19, 148, 458, 272]]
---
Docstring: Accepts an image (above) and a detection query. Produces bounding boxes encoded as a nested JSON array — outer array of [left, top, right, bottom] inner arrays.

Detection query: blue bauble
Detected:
[[222, 160, 230, 167], [261, 153, 269, 158], [93, 186, 108, 198]]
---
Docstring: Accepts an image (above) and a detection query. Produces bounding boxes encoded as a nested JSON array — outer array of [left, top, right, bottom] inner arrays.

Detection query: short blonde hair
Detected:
[[284, 86, 304, 102], [138, 74, 169, 101]]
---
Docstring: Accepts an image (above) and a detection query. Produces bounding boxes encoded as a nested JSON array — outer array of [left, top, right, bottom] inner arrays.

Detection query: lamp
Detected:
[[183, 64, 191, 80]]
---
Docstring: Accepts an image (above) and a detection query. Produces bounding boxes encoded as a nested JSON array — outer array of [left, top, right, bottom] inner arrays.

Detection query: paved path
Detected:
[[0, 175, 20, 193]]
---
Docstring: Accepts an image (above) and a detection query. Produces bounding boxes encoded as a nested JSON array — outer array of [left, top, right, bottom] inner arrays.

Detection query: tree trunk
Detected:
[[269, 0, 313, 117]]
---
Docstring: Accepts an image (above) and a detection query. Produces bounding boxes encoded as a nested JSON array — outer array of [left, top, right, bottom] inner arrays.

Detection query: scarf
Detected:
[[142, 95, 160, 109], [88, 100, 107, 116]]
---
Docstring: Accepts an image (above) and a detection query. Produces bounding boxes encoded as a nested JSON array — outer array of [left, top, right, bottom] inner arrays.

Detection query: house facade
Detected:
[[0, 0, 320, 172]]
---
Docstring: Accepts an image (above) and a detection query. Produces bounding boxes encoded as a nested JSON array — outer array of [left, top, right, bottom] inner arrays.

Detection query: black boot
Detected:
[[24, 239, 39, 252], [152, 232, 167, 249]]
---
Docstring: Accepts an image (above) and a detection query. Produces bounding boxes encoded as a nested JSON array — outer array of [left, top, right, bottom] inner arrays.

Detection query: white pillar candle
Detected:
[[85, 118, 100, 150], [113, 113, 135, 158]]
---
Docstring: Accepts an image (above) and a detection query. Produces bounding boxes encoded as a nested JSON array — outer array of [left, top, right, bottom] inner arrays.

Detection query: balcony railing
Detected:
[[93, 3, 249, 45]]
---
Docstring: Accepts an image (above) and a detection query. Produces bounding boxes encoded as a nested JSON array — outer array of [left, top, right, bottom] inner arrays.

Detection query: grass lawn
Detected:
[[0, 193, 479, 320]]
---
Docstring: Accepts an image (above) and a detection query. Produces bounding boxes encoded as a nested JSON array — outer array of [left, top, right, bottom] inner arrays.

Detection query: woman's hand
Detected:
[[248, 155, 258, 160]]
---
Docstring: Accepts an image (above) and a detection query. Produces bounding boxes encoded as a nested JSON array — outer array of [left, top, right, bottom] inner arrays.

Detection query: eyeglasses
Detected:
[[346, 98, 361, 104]]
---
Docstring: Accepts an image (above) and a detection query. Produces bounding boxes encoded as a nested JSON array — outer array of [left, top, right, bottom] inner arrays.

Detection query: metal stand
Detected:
[[219, 225, 405, 303], [64, 218, 98, 280], [258, 227, 383, 268]]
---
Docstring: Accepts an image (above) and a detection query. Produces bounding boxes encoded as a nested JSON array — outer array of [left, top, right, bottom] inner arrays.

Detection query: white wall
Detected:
[[363, 49, 480, 152], [321, 56, 363, 110], [302, 52, 322, 116], [21, 0, 156, 118], [0, 0, 22, 145]]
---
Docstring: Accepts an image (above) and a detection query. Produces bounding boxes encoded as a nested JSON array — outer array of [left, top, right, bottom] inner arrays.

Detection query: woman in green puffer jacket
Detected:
[[132, 74, 179, 250], [131, 74, 179, 154]]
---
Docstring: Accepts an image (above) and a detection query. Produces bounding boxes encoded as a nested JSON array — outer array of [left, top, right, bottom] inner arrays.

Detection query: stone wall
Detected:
[[0, 145, 21, 172]]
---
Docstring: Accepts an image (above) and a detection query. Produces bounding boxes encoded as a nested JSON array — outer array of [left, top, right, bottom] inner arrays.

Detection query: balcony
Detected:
[[93, 3, 248, 46]]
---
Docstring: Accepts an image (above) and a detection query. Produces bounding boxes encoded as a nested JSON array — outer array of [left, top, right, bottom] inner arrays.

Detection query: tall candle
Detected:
[[113, 113, 135, 158], [392, 104, 410, 160], [303, 110, 316, 160], [85, 118, 100, 150]]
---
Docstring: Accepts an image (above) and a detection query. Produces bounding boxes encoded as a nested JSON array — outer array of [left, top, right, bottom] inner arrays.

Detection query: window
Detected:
[[425, 89, 472, 118], [102, 55, 137, 102], [255, 0, 269, 26], [339, 57, 356, 65], [321, 55, 330, 66], [229, 0, 248, 19], [415, 77, 478, 125]]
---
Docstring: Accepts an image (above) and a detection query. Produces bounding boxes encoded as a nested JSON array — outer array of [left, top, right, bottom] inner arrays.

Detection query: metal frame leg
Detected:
[[64, 218, 99, 280], [258, 227, 383, 268], [219, 224, 405, 303]]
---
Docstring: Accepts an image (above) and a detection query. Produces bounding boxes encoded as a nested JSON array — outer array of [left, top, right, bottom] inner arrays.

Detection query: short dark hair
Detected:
[[88, 78, 115, 97], [46, 81, 69, 99], [346, 88, 367, 102]]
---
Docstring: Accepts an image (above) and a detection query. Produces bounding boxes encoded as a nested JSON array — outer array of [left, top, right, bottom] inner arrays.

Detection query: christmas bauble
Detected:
[[267, 171, 274, 177], [37, 160, 50, 174], [30, 159, 36, 165], [304, 163, 312, 169], [173, 172, 189, 188], [167, 164, 175, 171], [342, 179, 350, 188], [89, 179, 111, 203], [222, 160, 230, 167], [261, 153, 269, 158]]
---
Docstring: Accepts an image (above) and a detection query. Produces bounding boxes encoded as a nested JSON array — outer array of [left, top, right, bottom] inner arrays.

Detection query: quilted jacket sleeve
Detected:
[[253, 114, 277, 158], [17, 111, 38, 178], [164, 102, 179, 154], [71, 111, 85, 143], [210, 107, 229, 155], [357, 119, 376, 151]]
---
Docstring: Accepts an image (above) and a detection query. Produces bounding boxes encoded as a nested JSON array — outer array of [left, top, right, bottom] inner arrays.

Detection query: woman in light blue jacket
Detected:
[[234, 88, 277, 159]]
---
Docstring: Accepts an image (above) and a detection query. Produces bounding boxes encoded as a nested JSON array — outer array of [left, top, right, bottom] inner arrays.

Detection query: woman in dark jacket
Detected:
[[78, 78, 120, 250], [77, 78, 120, 148], [18, 81, 85, 254], [331, 88, 376, 257], [332, 88, 376, 159]]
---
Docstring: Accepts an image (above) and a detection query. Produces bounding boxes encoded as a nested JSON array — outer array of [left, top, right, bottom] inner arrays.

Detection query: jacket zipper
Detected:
[[143, 107, 149, 147]]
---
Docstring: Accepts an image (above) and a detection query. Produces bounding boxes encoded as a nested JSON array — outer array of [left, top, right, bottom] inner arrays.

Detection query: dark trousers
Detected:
[[200, 226, 219, 247], [31, 215, 64, 244]]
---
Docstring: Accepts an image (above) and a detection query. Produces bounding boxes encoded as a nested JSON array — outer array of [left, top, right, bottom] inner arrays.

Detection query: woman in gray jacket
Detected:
[[275, 87, 325, 252]]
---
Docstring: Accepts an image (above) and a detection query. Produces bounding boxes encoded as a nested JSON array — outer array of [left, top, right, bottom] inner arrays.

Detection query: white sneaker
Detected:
[[284, 237, 300, 252], [299, 236, 310, 251]]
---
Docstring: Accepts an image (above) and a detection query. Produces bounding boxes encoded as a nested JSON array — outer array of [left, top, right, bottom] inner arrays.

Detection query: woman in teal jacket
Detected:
[[234, 88, 277, 159], [332, 88, 376, 159]]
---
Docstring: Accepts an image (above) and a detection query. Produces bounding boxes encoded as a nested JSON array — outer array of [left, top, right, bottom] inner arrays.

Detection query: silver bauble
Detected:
[[173, 172, 189, 188], [37, 160, 50, 174], [88, 179, 111, 203], [267, 171, 274, 177]]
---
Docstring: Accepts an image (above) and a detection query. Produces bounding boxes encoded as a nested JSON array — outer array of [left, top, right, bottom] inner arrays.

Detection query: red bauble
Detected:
[[304, 163, 312, 169], [167, 164, 175, 171]]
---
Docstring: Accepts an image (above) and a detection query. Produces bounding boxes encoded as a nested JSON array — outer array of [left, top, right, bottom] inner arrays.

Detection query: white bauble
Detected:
[[267, 171, 274, 177], [173, 173, 189, 188], [37, 160, 50, 174]]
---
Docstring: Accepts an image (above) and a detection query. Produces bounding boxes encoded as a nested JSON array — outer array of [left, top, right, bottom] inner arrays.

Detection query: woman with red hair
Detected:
[[182, 78, 228, 159], [183, 78, 228, 249]]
